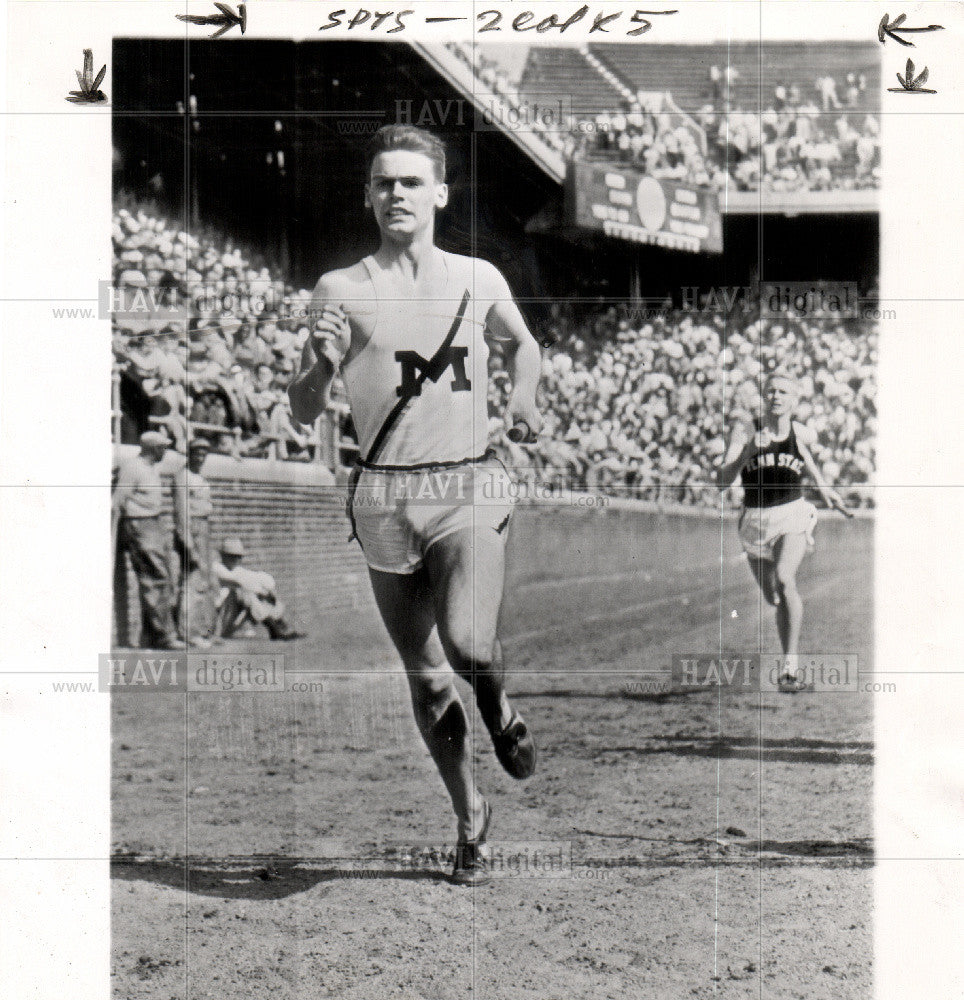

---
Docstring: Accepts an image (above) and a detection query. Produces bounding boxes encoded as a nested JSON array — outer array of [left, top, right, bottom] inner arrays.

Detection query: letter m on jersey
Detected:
[[394, 347, 472, 398]]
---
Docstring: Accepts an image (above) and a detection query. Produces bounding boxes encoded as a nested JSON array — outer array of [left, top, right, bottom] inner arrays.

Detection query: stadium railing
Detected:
[[112, 372, 360, 469], [145, 412, 358, 467]]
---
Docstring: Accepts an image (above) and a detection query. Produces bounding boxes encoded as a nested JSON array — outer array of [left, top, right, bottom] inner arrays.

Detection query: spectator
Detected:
[[816, 75, 842, 111], [709, 64, 722, 102], [173, 439, 216, 647], [112, 430, 178, 649], [212, 538, 303, 641], [774, 81, 787, 111]]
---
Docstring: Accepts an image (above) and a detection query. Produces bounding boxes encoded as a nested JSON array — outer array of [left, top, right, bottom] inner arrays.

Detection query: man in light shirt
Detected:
[[174, 439, 215, 647], [112, 430, 178, 649], [212, 538, 302, 642]]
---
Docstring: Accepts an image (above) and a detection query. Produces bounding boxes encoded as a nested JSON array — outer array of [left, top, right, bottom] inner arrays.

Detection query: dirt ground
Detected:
[[112, 518, 873, 1000]]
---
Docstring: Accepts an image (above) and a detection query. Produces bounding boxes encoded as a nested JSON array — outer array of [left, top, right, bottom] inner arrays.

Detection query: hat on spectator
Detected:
[[140, 430, 170, 449], [220, 537, 245, 557], [188, 439, 211, 455]]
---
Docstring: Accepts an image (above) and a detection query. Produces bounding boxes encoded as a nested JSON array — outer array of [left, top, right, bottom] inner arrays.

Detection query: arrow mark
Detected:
[[177, 2, 247, 38], [878, 13, 944, 47]]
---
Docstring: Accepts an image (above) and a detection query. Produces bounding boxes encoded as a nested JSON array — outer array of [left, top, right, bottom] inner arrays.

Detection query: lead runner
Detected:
[[289, 125, 543, 886]]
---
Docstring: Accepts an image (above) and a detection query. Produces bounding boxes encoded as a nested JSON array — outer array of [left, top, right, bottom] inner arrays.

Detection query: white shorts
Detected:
[[738, 497, 817, 562], [348, 454, 517, 575]]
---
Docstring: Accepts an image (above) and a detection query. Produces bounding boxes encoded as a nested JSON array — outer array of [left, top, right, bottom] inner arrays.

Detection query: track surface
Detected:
[[112, 518, 873, 1000]]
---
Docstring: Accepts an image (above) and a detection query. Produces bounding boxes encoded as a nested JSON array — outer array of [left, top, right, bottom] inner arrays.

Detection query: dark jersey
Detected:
[[740, 420, 806, 508]]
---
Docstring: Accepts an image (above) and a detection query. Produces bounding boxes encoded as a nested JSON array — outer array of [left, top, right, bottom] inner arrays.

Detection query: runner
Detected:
[[289, 125, 543, 884], [717, 371, 851, 690]]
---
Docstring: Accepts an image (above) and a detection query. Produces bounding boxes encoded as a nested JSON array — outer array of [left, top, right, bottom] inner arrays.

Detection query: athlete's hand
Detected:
[[311, 303, 351, 366], [826, 490, 853, 518], [505, 396, 542, 441]]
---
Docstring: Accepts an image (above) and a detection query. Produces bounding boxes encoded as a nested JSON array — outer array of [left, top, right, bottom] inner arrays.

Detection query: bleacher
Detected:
[[589, 41, 881, 113], [518, 46, 626, 117]]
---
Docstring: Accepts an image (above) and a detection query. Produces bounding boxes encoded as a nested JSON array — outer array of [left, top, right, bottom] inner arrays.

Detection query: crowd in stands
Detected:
[[583, 107, 719, 188], [588, 100, 880, 194], [113, 205, 876, 508], [445, 41, 880, 193], [112, 205, 333, 462], [693, 70, 880, 193], [489, 304, 876, 507]]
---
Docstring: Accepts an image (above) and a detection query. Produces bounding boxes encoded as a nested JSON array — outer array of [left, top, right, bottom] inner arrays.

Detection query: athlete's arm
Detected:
[[482, 264, 543, 435], [715, 422, 754, 488], [287, 274, 352, 425], [794, 422, 852, 516]]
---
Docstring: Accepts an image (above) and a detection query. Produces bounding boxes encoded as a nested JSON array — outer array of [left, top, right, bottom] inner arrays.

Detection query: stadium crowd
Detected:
[[696, 105, 880, 194], [444, 42, 880, 193], [113, 206, 876, 509], [112, 205, 331, 461], [489, 304, 876, 507], [588, 101, 880, 193]]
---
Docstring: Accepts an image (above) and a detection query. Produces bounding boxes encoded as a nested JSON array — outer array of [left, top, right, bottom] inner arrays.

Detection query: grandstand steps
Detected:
[[519, 45, 627, 117], [579, 45, 637, 105]]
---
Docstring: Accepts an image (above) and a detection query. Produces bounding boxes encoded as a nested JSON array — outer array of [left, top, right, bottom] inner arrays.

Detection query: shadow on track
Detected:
[[516, 687, 699, 704], [591, 735, 874, 766], [111, 856, 449, 900]]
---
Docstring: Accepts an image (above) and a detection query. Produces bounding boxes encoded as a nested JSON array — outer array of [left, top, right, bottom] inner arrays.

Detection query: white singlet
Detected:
[[340, 252, 496, 468]]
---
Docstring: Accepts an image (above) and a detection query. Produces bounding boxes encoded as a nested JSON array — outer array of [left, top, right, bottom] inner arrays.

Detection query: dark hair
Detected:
[[365, 125, 446, 182]]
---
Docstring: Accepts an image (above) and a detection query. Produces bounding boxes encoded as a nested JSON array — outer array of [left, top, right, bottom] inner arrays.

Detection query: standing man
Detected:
[[112, 430, 178, 649], [174, 439, 215, 648], [289, 125, 543, 886]]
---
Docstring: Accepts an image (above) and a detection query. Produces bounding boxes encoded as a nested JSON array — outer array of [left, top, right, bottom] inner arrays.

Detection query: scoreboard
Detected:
[[566, 160, 723, 254]]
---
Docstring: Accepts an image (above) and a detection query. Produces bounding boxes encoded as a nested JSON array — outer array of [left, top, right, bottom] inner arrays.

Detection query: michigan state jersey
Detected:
[[340, 252, 495, 468]]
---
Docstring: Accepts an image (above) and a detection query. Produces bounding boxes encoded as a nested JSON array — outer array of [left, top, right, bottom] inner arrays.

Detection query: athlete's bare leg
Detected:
[[773, 533, 808, 655], [423, 526, 513, 734], [368, 566, 486, 842], [747, 557, 780, 607]]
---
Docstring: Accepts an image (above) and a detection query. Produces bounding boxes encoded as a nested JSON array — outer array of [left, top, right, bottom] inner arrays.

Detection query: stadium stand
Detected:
[[112, 204, 876, 510], [516, 45, 627, 118], [508, 41, 882, 193], [590, 41, 880, 115], [111, 203, 358, 468], [487, 305, 876, 508]]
